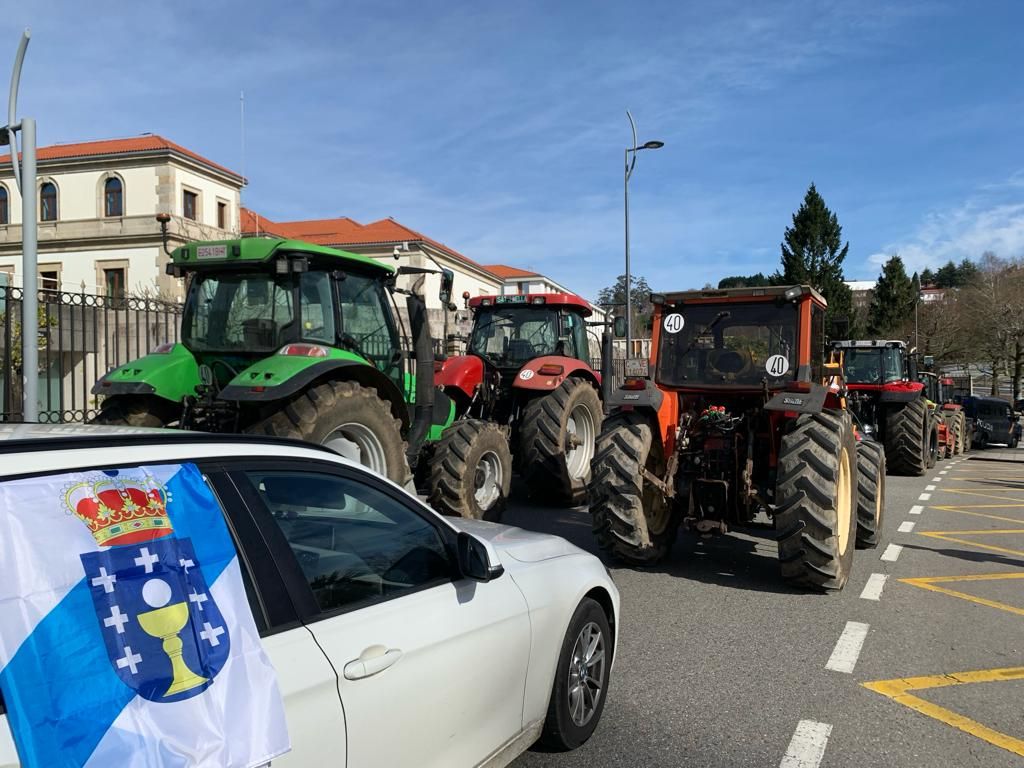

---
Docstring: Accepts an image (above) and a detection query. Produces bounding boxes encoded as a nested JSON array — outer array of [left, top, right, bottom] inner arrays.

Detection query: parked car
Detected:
[[0, 425, 618, 768], [961, 396, 1020, 448]]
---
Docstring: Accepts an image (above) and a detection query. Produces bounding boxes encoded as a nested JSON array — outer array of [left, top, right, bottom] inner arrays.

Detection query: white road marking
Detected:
[[909, 505, 924, 515], [925, 485, 936, 491], [939, 470, 948, 475], [859, 573, 889, 601], [826, 622, 870, 673], [780, 720, 833, 768], [881, 543, 903, 562], [931, 477, 942, 482], [898, 521, 916, 533], [919, 493, 931, 501]]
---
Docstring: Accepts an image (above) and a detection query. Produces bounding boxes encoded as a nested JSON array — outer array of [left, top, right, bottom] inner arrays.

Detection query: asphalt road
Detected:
[[507, 444, 1024, 767]]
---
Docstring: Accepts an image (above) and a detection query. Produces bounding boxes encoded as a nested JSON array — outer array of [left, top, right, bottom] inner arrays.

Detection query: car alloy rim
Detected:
[[565, 402, 596, 480], [567, 620, 605, 727], [474, 450, 503, 511], [324, 423, 388, 475]]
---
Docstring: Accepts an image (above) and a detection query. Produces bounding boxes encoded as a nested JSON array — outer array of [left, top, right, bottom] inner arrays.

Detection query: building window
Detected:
[[0, 186, 8, 225], [40, 182, 58, 222], [217, 201, 227, 229], [40, 270, 59, 291], [104, 177, 123, 217], [104, 267, 125, 300], [183, 189, 198, 221]]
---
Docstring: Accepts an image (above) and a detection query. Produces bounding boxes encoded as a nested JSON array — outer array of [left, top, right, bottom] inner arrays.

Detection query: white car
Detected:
[[0, 426, 618, 767]]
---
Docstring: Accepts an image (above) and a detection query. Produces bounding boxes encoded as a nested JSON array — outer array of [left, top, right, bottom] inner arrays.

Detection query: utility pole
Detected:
[[2, 30, 37, 421]]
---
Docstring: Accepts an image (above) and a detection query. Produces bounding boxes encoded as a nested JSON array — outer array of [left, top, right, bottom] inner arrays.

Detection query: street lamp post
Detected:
[[624, 110, 663, 361]]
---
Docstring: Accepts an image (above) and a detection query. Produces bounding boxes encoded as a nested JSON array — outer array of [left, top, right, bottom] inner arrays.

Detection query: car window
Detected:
[[242, 470, 454, 613]]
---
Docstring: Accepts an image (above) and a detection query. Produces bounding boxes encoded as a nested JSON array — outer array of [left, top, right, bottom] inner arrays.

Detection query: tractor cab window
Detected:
[[843, 348, 905, 384], [656, 302, 798, 387], [300, 271, 336, 344], [183, 272, 295, 352], [469, 306, 560, 368], [337, 272, 400, 376], [564, 311, 589, 364]]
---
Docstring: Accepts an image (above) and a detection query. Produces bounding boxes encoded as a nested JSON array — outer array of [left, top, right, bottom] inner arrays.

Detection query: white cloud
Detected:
[[868, 174, 1024, 272]]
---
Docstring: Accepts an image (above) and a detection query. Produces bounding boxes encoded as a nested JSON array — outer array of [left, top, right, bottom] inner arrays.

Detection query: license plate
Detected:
[[624, 358, 649, 377], [495, 295, 527, 304], [196, 245, 228, 260]]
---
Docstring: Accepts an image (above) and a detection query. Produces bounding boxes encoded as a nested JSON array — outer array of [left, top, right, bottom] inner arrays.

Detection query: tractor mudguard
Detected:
[[764, 384, 828, 413], [219, 356, 411, 431], [512, 356, 600, 392], [435, 355, 484, 401], [92, 343, 200, 403], [879, 381, 925, 403], [606, 378, 664, 412]]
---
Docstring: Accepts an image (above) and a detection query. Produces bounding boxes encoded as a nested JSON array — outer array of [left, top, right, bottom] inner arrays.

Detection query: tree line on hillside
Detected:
[[598, 182, 1024, 398]]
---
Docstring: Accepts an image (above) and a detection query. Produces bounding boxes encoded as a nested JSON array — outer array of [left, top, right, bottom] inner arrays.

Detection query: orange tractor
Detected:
[[590, 285, 883, 591]]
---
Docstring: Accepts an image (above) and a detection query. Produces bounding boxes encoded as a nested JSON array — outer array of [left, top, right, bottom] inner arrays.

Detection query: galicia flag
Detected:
[[0, 463, 290, 767]]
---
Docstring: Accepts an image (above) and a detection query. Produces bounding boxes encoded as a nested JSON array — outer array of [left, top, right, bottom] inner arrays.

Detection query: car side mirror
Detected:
[[613, 316, 626, 338], [457, 531, 504, 582]]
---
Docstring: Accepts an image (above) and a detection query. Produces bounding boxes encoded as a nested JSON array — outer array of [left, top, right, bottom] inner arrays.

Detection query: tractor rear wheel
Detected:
[[590, 412, 678, 565], [426, 419, 512, 521], [855, 439, 885, 549], [520, 378, 602, 506], [90, 395, 175, 427], [775, 410, 858, 591], [956, 412, 968, 454], [926, 417, 940, 468], [883, 398, 928, 476], [247, 381, 411, 486]]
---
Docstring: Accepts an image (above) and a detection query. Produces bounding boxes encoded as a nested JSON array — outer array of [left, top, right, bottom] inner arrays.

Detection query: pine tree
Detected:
[[920, 267, 935, 286], [934, 260, 959, 288], [597, 274, 653, 335], [867, 255, 915, 336], [774, 183, 854, 323]]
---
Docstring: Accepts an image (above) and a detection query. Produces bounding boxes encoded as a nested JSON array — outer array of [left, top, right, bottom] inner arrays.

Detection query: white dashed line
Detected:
[[859, 573, 889, 601], [881, 543, 903, 562], [826, 621, 870, 673], [919, 493, 931, 501], [780, 720, 833, 768], [909, 505, 924, 515], [931, 477, 942, 482], [898, 521, 916, 533], [925, 485, 936, 491], [939, 470, 948, 475]]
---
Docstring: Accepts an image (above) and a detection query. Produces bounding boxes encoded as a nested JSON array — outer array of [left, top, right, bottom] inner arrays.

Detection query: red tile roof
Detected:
[[240, 207, 495, 276], [0, 135, 242, 180], [483, 264, 540, 279]]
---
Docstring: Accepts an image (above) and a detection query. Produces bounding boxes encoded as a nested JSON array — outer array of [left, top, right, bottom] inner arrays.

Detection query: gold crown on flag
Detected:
[[64, 474, 173, 547]]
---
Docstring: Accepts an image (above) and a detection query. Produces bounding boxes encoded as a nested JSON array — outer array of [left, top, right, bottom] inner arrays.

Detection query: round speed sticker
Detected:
[[663, 313, 685, 333], [765, 354, 790, 377], [519, 369, 535, 380]]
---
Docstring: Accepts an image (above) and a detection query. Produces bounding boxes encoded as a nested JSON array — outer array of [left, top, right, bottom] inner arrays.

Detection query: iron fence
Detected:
[[1, 286, 182, 423]]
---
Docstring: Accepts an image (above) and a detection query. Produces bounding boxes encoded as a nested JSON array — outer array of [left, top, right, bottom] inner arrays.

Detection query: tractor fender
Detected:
[[878, 381, 925, 403], [220, 359, 411, 431], [92, 343, 199, 403], [512, 356, 601, 393], [764, 384, 829, 414], [434, 355, 485, 401], [606, 378, 663, 412], [607, 379, 677, 456]]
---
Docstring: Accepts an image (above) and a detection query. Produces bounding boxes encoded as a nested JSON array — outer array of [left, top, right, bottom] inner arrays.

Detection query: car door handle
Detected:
[[343, 646, 403, 680]]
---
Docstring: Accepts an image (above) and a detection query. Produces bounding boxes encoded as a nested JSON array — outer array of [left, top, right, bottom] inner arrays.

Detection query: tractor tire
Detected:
[[956, 412, 968, 454], [426, 419, 512, 521], [775, 410, 858, 591], [247, 380, 411, 487], [950, 413, 964, 455], [590, 412, 678, 565], [90, 396, 174, 428], [883, 398, 928, 476], [926, 417, 940, 469], [520, 378, 602, 506], [855, 439, 885, 549]]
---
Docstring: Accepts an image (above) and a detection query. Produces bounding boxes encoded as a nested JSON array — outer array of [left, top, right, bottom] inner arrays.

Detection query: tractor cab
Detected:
[[839, 342, 909, 386]]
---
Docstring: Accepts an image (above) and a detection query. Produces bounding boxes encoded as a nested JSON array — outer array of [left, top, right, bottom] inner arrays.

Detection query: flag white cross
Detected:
[[91, 567, 117, 593], [134, 547, 159, 573], [103, 605, 129, 634], [116, 646, 142, 675], [200, 622, 225, 647], [189, 591, 208, 611]]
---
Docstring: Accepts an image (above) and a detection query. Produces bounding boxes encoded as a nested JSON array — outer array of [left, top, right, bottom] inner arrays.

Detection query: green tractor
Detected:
[[91, 238, 457, 487]]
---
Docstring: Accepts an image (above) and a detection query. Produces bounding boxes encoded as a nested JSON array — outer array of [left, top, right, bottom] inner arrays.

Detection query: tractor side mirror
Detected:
[[923, 355, 935, 367], [613, 316, 626, 338], [439, 269, 454, 305]]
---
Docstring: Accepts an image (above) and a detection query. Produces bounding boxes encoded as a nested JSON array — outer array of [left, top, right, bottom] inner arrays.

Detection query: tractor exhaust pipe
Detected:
[[405, 287, 435, 469], [601, 329, 614, 413]]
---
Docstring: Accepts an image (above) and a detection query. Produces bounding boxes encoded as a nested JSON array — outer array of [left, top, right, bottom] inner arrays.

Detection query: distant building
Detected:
[[845, 279, 876, 310], [0, 135, 243, 297]]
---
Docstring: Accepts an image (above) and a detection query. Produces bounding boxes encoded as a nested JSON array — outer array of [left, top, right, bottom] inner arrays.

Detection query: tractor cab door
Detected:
[[562, 310, 591, 365], [336, 272, 406, 395]]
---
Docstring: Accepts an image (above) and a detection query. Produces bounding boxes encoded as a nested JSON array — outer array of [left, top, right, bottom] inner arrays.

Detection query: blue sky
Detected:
[[2, 1, 1022, 300]]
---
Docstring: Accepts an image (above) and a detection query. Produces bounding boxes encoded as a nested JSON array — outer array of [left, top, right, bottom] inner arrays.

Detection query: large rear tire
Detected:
[[957, 412, 968, 454], [426, 419, 512, 521], [884, 398, 928, 476], [590, 412, 678, 565], [247, 381, 410, 486], [926, 416, 940, 468], [855, 439, 885, 549], [775, 410, 858, 591], [520, 378, 602, 506], [90, 395, 174, 427]]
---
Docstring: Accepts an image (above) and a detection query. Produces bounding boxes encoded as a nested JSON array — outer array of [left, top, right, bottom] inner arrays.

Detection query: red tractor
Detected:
[[919, 371, 969, 458], [427, 293, 604, 519], [831, 340, 936, 475], [590, 285, 880, 591]]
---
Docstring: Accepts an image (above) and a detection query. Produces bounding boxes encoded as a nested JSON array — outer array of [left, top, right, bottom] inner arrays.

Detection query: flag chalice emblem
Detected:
[[66, 472, 230, 702]]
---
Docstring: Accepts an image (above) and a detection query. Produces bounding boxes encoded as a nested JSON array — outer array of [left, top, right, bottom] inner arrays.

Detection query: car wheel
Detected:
[[539, 597, 612, 751]]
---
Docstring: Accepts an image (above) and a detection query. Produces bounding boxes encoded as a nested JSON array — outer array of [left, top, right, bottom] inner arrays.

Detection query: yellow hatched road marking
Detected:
[[901, 572, 1024, 618], [863, 667, 1024, 757], [932, 507, 1024, 524], [937, 489, 1024, 503], [919, 530, 1024, 559]]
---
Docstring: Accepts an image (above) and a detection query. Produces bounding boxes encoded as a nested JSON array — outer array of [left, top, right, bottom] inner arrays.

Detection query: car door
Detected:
[[203, 469, 349, 768], [228, 460, 532, 768]]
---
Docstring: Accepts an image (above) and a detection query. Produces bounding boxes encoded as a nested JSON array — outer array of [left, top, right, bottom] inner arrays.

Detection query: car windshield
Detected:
[[656, 301, 799, 387], [468, 306, 562, 367], [842, 348, 905, 384]]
